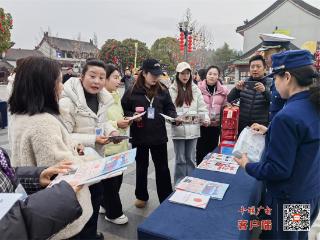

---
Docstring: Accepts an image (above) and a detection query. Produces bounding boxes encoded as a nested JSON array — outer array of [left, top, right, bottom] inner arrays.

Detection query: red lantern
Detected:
[[187, 35, 193, 53], [179, 32, 185, 52]]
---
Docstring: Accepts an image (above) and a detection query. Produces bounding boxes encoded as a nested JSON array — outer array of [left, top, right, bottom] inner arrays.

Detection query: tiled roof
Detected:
[[4, 48, 44, 61], [39, 35, 98, 53]]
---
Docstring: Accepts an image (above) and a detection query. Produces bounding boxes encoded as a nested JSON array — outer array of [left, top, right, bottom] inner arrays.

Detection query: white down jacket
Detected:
[[59, 77, 116, 155], [169, 82, 209, 139]]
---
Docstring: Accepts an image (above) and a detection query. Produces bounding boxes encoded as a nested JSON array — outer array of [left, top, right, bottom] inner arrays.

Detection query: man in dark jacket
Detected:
[[63, 67, 74, 84], [258, 33, 295, 122], [0, 147, 82, 240], [121, 67, 134, 92], [228, 55, 271, 133]]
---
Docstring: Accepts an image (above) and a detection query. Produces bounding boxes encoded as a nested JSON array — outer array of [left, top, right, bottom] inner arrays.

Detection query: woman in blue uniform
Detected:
[[235, 50, 320, 240]]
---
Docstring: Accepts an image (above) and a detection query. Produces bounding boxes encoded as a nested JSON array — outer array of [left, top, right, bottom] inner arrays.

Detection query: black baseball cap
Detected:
[[141, 59, 163, 76]]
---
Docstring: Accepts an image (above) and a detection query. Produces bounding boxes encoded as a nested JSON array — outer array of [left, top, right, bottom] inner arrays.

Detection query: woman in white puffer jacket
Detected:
[[169, 62, 210, 184], [59, 60, 118, 239]]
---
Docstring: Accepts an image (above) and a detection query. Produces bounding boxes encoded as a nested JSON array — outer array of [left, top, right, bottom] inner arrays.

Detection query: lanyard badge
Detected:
[[145, 96, 155, 119]]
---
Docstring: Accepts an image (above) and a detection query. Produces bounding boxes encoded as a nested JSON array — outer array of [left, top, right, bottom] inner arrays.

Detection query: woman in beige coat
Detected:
[[8, 56, 92, 240]]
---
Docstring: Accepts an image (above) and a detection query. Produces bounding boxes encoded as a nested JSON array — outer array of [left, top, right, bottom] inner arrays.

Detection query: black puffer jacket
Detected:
[[0, 166, 82, 240], [121, 85, 177, 145], [227, 77, 272, 133]]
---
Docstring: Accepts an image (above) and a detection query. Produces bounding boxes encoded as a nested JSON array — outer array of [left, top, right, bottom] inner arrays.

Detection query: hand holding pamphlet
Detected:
[[160, 113, 205, 125], [125, 111, 146, 121], [232, 127, 265, 162], [49, 148, 136, 186]]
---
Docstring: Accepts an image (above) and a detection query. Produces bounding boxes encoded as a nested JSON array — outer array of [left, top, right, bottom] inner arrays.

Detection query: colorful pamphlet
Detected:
[[160, 113, 205, 124], [175, 176, 229, 200], [233, 127, 265, 162], [168, 190, 210, 209], [125, 111, 146, 121], [0, 193, 23, 220], [198, 160, 239, 174], [203, 152, 238, 164], [198, 153, 239, 174], [50, 148, 136, 186]]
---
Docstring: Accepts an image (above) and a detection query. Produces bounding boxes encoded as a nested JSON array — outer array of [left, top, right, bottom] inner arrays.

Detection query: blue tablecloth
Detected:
[[138, 167, 262, 240]]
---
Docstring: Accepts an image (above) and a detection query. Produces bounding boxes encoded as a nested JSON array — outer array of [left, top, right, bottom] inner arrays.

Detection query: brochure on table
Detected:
[[50, 148, 136, 186], [175, 176, 229, 200], [198, 153, 239, 174], [169, 190, 210, 209]]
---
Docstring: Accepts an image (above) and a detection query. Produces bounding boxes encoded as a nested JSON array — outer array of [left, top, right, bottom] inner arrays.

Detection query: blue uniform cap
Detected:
[[267, 50, 314, 77]]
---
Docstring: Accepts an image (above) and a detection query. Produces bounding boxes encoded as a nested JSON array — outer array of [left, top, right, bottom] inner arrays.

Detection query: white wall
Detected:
[[38, 41, 57, 59], [243, 1, 320, 52]]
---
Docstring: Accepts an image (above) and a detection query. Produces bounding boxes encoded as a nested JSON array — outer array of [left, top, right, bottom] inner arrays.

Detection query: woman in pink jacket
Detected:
[[196, 66, 229, 165]]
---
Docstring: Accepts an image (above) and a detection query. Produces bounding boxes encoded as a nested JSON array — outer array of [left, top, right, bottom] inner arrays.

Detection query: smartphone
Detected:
[[244, 81, 258, 90], [109, 135, 131, 143]]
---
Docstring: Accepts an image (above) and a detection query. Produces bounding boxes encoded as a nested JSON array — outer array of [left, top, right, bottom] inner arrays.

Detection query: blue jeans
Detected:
[[173, 139, 197, 185]]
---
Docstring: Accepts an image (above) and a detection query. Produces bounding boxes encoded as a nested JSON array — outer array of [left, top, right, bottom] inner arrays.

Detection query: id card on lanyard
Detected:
[[145, 96, 155, 119]]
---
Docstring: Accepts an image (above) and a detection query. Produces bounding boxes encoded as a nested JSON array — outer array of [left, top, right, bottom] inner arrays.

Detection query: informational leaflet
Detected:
[[198, 153, 239, 174], [168, 190, 210, 209], [175, 176, 229, 200], [203, 152, 238, 164], [126, 111, 146, 121], [232, 127, 265, 163], [0, 193, 23, 220], [160, 113, 205, 124], [50, 148, 136, 186]]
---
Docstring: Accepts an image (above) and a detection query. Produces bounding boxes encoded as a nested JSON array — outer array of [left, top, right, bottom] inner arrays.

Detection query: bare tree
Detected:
[[93, 32, 98, 47]]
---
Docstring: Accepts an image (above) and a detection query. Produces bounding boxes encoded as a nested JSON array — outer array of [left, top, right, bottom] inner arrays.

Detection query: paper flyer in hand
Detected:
[[160, 113, 205, 124], [50, 148, 136, 186], [232, 127, 265, 163], [175, 176, 229, 200], [0, 193, 23, 220], [159, 113, 176, 123], [126, 111, 146, 121], [169, 190, 210, 209]]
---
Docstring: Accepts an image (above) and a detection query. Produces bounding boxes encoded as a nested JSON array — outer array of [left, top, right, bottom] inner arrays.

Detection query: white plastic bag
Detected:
[[232, 127, 265, 162]]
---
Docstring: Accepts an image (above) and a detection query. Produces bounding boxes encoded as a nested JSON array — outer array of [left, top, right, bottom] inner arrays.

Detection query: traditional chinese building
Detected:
[[36, 32, 99, 69], [232, 0, 320, 81]]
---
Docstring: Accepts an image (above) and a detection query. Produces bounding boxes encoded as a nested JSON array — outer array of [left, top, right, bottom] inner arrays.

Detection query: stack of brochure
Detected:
[[198, 153, 239, 174], [50, 148, 136, 186], [175, 176, 229, 200], [168, 190, 210, 209]]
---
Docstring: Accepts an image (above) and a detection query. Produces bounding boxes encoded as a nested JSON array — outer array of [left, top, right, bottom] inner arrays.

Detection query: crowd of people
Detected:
[[0, 32, 319, 240]]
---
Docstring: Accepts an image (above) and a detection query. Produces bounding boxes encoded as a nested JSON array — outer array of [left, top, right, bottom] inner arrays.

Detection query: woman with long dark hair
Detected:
[[8, 56, 93, 239], [196, 66, 229, 165], [235, 50, 320, 240], [121, 59, 177, 208], [169, 62, 209, 184]]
